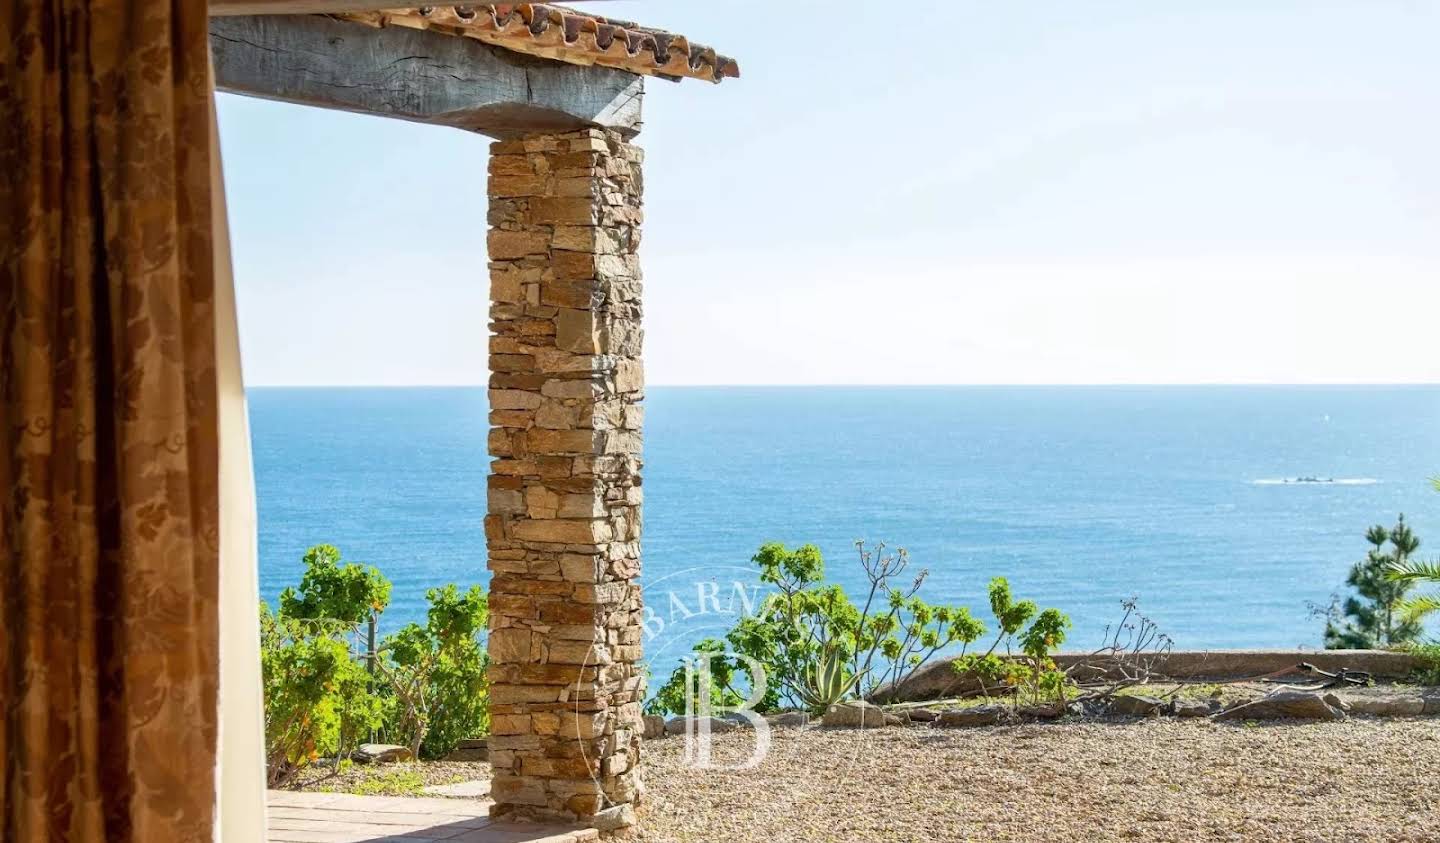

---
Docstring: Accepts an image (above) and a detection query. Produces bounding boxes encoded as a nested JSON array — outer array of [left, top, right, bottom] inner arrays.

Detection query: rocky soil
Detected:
[[635, 717, 1440, 842], [287, 760, 489, 796]]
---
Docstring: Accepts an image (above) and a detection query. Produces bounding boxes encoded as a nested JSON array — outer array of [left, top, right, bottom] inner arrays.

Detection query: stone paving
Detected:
[[265, 791, 598, 843]]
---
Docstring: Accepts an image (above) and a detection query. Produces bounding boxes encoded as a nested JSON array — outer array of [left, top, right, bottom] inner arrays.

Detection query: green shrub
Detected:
[[953, 577, 1072, 707], [260, 603, 381, 787], [279, 544, 392, 627], [260, 545, 489, 784], [1407, 641, 1440, 685], [380, 584, 490, 760], [261, 545, 390, 787], [647, 541, 993, 715], [647, 638, 747, 716]]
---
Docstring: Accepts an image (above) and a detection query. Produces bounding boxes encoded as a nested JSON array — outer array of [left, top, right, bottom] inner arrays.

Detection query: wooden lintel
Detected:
[[210, 15, 643, 138]]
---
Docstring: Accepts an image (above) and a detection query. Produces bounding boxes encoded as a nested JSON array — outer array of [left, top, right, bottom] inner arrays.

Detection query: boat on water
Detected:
[[1282, 476, 1335, 484]]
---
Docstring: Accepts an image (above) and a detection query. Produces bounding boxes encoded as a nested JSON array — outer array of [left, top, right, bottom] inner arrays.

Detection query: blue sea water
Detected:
[[252, 386, 1440, 657]]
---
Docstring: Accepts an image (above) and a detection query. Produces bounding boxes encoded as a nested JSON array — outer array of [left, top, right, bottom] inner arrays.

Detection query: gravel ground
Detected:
[[288, 760, 490, 796], [635, 718, 1440, 842]]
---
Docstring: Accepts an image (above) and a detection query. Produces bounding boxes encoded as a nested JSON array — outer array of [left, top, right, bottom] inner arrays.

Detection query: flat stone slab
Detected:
[[767, 711, 811, 728], [664, 715, 738, 736], [937, 705, 1012, 728], [1213, 690, 1347, 722], [1339, 694, 1424, 716], [422, 779, 492, 798], [265, 790, 596, 842], [823, 700, 904, 728], [1173, 699, 1213, 718], [445, 738, 489, 763], [352, 743, 414, 764], [1110, 695, 1165, 717]]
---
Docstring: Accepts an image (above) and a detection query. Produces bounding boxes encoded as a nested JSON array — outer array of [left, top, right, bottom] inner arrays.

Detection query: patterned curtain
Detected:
[[1, 0, 223, 840]]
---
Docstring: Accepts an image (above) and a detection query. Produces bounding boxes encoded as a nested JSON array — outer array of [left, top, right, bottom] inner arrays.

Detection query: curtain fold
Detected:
[[2, 0, 227, 840], [210, 76, 269, 843]]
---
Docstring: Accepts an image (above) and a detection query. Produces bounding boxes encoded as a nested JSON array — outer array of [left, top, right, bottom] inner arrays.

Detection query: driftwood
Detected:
[[1261, 661, 1375, 692], [1298, 661, 1374, 687]]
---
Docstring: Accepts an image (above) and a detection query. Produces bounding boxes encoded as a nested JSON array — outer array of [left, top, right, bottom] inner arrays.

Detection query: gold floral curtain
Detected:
[[1, 0, 224, 840]]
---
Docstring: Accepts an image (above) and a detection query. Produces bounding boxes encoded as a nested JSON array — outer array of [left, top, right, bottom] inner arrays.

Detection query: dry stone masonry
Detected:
[[485, 128, 646, 832]]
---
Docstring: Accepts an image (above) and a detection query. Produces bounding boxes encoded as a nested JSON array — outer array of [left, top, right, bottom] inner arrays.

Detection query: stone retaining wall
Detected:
[[879, 649, 1424, 703], [1063, 648, 1421, 681]]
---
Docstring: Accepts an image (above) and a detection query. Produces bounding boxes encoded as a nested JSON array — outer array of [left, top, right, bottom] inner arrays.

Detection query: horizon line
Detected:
[[244, 381, 1440, 389]]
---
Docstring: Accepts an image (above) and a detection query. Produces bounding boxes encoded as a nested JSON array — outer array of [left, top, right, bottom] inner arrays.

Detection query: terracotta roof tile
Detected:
[[336, 5, 739, 83]]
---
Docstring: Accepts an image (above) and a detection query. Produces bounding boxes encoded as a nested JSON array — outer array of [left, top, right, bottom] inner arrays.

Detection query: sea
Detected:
[[252, 385, 1440, 665]]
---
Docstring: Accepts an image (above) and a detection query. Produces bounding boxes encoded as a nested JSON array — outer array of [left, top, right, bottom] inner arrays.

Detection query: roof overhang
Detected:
[[210, 3, 739, 85], [211, 13, 647, 138]]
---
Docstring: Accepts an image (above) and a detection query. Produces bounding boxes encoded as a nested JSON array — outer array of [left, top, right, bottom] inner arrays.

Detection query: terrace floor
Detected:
[[265, 791, 597, 843]]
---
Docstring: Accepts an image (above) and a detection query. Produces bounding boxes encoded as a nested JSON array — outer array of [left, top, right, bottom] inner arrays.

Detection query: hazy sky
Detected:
[[219, 0, 1440, 386]]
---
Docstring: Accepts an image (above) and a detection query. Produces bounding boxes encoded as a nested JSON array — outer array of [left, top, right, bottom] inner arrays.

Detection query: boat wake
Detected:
[[1251, 477, 1379, 486]]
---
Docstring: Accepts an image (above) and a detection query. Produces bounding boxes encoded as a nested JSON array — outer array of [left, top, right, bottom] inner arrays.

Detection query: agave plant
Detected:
[[794, 640, 865, 714]]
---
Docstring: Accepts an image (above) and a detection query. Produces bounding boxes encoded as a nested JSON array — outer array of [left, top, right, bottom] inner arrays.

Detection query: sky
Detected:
[[219, 0, 1440, 386]]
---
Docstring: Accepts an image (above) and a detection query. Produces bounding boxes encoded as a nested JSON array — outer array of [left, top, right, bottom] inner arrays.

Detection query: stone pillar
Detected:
[[484, 128, 646, 832]]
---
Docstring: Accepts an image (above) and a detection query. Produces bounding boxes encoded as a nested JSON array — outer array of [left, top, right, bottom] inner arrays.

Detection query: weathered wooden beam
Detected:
[[210, 15, 643, 138]]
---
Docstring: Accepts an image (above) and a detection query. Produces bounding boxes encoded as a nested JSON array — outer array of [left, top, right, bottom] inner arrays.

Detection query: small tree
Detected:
[[646, 639, 746, 717], [279, 544, 392, 626], [260, 604, 381, 787], [279, 543, 391, 681], [261, 545, 390, 785], [1322, 516, 1423, 649], [379, 584, 490, 759]]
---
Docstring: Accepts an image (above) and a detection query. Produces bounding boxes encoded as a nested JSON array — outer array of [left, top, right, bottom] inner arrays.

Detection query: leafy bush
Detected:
[[647, 638, 746, 716], [379, 584, 489, 760], [260, 545, 490, 784], [260, 603, 381, 787], [647, 541, 996, 715], [952, 577, 1072, 707], [1406, 641, 1440, 686], [261, 545, 389, 787], [1318, 516, 1424, 648], [279, 543, 392, 628]]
